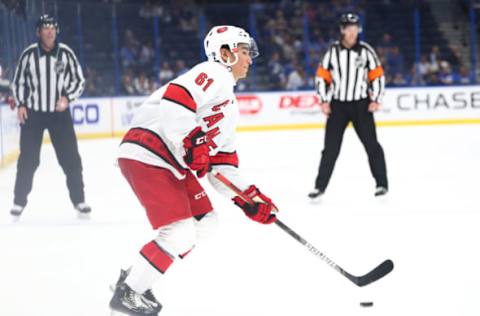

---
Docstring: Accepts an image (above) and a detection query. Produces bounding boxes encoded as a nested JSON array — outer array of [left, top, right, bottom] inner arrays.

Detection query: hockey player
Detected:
[[109, 25, 277, 315]]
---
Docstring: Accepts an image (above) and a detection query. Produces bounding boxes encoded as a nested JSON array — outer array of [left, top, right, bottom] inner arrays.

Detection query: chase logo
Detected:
[[71, 104, 99, 125]]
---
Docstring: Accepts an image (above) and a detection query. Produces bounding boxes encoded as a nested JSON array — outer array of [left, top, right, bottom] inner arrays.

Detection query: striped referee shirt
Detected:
[[11, 42, 85, 112], [315, 40, 385, 103]]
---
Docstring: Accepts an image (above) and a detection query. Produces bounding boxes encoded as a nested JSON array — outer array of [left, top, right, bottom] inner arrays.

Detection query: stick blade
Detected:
[[355, 259, 394, 287]]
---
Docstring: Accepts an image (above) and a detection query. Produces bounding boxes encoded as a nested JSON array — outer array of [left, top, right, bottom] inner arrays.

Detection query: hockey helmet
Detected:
[[204, 25, 259, 66], [36, 14, 59, 34], [339, 12, 362, 32]]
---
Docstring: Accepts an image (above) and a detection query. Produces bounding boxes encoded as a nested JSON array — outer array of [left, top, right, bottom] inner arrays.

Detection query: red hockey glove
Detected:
[[183, 126, 210, 178], [232, 185, 277, 224]]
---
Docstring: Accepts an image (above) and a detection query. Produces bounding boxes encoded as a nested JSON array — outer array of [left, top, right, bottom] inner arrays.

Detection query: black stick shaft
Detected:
[[211, 170, 393, 287], [274, 219, 350, 278]]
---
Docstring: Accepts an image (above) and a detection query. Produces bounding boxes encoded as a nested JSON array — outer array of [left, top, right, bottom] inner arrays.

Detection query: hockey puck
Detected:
[[360, 302, 374, 307]]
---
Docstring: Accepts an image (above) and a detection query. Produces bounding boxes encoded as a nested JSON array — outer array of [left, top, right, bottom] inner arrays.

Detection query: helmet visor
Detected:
[[248, 38, 259, 59]]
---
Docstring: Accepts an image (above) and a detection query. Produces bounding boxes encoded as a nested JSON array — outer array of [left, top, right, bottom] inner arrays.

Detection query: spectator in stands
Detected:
[[139, 0, 156, 18], [280, 33, 300, 63], [309, 30, 329, 56], [138, 41, 154, 69], [378, 32, 393, 50], [417, 54, 431, 80], [138, 0, 153, 18], [174, 59, 189, 77], [426, 72, 441, 85], [273, 9, 288, 32], [124, 28, 139, 49], [133, 71, 151, 95], [179, 8, 197, 32], [120, 29, 140, 69], [454, 65, 472, 85], [448, 44, 462, 67], [121, 70, 136, 95], [392, 72, 407, 86], [290, 7, 304, 33], [406, 64, 424, 86], [120, 41, 138, 69], [376, 47, 388, 70], [438, 60, 454, 85], [307, 47, 321, 77], [429, 45, 441, 74], [148, 77, 158, 94], [386, 46, 405, 75], [268, 52, 286, 90], [139, 0, 171, 23], [84, 80, 98, 96], [158, 61, 174, 85], [286, 65, 306, 90], [83, 67, 102, 96]]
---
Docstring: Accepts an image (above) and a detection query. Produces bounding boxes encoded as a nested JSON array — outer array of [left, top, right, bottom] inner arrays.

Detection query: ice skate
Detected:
[[374, 186, 388, 197], [110, 268, 162, 315], [110, 281, 162, 316], [308, 188, 324, 202], [10, 204, 25, 220], [75, 202, 91, 219]]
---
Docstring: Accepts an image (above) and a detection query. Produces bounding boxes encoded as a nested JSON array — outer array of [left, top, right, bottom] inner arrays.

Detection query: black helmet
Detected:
[[339, 12, 360, 27], [36, 14, 59, 33]]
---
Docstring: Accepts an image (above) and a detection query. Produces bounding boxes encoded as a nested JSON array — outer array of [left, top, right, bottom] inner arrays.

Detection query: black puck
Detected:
[[360, 301, 374, 307]]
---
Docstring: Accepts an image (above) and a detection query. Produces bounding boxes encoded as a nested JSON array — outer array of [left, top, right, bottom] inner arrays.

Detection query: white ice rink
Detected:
[[0, 124, 479, 316]]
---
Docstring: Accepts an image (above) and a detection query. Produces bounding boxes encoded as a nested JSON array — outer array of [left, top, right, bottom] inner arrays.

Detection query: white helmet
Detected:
[[204, 25, 259, 67]]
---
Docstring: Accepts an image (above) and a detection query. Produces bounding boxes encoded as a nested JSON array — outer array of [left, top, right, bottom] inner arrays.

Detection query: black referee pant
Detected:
[[13, 108, 85, 207], [314, 98, 388, 192]]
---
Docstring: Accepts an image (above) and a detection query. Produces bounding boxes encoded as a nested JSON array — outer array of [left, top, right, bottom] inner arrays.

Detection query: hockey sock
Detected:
[[125, 241, 175, 294]]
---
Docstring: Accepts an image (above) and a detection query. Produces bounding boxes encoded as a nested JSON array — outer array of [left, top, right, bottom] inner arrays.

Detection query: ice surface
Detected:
[[1, 125, 479, 316]]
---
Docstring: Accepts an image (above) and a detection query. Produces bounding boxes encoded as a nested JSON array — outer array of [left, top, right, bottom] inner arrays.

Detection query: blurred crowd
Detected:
[[79, 0, 474, 97], [259, 0, 363, 90], [1, 0, 476, 99], [376, 34, 471, 87]]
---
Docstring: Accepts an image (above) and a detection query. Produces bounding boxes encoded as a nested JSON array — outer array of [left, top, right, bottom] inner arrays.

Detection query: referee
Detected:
[[10, 14, 91, 217], [309, 12, 388, 200]]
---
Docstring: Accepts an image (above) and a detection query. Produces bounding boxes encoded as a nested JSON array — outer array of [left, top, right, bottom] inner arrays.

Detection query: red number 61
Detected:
[[195, 72, 214, 91]]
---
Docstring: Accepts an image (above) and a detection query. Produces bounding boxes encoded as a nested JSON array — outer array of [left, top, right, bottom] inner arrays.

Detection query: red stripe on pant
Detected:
[[140, 241, 174, 274], [122, 128, 187, 176]]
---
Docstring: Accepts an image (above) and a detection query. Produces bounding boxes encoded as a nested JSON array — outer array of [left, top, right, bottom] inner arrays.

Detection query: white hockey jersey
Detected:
[[118, 61, 249, 197]]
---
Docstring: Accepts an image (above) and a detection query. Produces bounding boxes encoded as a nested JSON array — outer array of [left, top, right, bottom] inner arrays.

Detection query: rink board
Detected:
[[1, 85, 480, 167], [0, 105, 20, 167]]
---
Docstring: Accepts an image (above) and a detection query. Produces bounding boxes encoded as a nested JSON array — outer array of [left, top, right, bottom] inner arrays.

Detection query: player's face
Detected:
[[37, 25, 57, 48], [341, 24, 359, 47], [231, 43, 252, 80]]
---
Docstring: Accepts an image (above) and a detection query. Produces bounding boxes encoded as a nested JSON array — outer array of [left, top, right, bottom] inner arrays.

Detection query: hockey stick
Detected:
[[211, 169, 394, 287]]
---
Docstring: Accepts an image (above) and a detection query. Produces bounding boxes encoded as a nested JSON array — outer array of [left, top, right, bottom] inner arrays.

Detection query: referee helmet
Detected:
[[36, 14, 59, 34], [339, 12, 362, 32]]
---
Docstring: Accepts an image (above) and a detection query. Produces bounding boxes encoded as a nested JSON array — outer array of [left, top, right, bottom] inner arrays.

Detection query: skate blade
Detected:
[[77, 212, 91, 220], [11, 214, 21, 222], [308, 196, 322, 204], [111, 310, 129, 316], [374, 194, 389, 203]]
